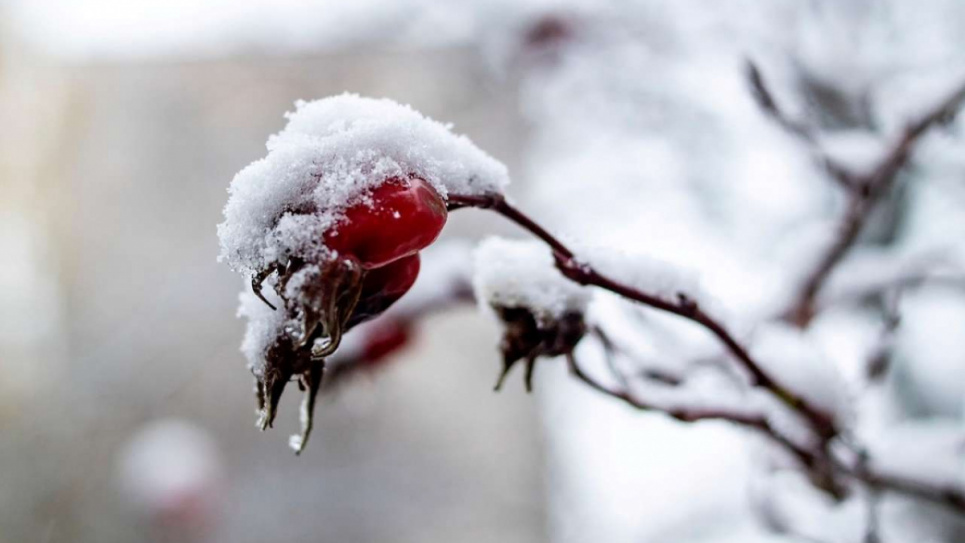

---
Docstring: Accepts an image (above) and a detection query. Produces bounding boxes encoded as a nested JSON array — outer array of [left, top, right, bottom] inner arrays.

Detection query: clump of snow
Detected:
[[865, 419, 965, 489], [807, 306, 884, 385], [749, 466, 864, 543], [876, 68, 965, 133], [281, 264, 322, 302], [576, 242, 711, 308], [236, 287, 286, 377], [218, 93, 509, 275], [750, 322, 850, 425], [893, 286, 965, 417], [473, 237, 590, 321], [820, 246, 959, 307], [816, 130, 887, 175]]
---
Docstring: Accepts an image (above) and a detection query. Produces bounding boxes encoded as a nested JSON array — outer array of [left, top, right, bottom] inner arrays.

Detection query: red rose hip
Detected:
[[324, 176, 447, 269], [346, 254, 421, 328]]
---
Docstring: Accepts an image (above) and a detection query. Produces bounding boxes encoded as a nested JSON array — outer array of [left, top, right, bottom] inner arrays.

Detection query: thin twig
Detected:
[[745, 59, 856, 189], [820, 267, 965, 312], [564, 353, 821, 472], [746, 59, 815, 142], [569, 340, 965, 513], [449, 193, 837, 439], [591, 325, 682, 387], [591, 325, 633, 388]]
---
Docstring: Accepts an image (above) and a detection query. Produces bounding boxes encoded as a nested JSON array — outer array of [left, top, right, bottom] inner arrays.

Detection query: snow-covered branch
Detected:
[[448, 192, 838, 441]]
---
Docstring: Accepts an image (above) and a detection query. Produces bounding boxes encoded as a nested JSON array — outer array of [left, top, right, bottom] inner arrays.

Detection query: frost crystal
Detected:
[[472, 237, 590, 321], [217, 93, 509, 275]]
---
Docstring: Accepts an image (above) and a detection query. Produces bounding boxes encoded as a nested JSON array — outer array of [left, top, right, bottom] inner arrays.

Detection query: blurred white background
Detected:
[[1, 1, 964, 542]]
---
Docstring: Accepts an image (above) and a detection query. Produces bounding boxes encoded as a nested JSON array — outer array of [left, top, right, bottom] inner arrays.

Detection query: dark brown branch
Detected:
[[786, 195, 867, 326], [449, 185, 965, 512], [449, 193, 837, 440], [563, 353, 841, 494], [783, 76, 965, 327], [567, 345, 965, 512], [565, 354, 814, 460]]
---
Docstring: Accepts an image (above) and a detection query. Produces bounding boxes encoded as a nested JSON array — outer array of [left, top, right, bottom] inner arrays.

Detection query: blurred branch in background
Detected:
[[448, 193, 837, 437], [447, 190, 965, 512], [748, 60, 965, 327]]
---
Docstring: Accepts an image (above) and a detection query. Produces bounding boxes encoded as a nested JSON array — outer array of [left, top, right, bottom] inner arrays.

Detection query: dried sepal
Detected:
[[492, 305, 587, 392], [254, 333, 314, 431], [248, 254, 367, 450]]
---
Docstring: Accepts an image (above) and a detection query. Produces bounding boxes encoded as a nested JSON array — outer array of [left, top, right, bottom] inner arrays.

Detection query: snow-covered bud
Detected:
[[472, 237, 591, 391]]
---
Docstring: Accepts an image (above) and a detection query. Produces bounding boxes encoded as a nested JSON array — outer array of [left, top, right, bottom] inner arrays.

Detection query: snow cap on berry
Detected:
[[472, 236, 590, 322], [218, 94, 510, 275]]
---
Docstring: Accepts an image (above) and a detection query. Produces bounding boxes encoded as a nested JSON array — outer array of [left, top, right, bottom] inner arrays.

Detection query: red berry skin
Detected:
[[346, 254, 420, 329], [324, 176, 447, 269]]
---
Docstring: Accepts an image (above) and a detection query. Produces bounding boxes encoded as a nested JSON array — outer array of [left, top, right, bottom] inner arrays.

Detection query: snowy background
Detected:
[[1, 0, 964, 542]]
